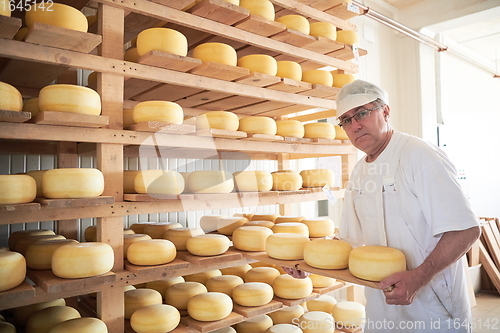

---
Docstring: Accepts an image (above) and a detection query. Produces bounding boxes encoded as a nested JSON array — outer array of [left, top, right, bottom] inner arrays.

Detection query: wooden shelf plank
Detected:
[[34, 196, 115, 208], [124, 194, 195, 201], [266, 78, 312, 93], [298, 84, 339, 99], [137, 51, 202, 72], [0, 15, 22, 40], [283, 136, 313, 144], [296, 262, 380, 289], [303, 36, 345, 55], [190, 62, 251, 81], [234, 14, 286, 37], [181, 312, 244, 333], [271, 28, 317, 48], [0, 202, 40, 212], [310, 138, 343, 145], [176, 250, 242, 266], [150, 0, 195, 10], [325, 2, 362, 20], [196, 128, 248, 139], [28, 111, 109, 128], [189, 0, 249, 25], [125, 258, 191, 273], [133, 83, 204, 103], [241, 252, 302, 269], [0, 110, 32, 123], [235, 72, 282, 87], [273, 292, 319, 307], [125, 122, 196, 134], [232, 299, 283, 317], [198, 95, 265, 112], [313, 281, 346, 294], [0, 281, 36, 305], [26, 270, 116, 294], [243, 134, 284, 142]]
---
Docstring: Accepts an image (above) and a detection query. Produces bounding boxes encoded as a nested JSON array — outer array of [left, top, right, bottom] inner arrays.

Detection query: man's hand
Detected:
[[282, 266, 310, 279], [378, 270, 427, 305]]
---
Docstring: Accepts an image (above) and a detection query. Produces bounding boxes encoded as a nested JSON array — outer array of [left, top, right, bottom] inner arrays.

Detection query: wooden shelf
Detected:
[[28, 111, 109, 128], [0, 110, 31, 123], [0, 15, 22, 40], [26, 270, 116, 294], [0, 281, 36, 305]]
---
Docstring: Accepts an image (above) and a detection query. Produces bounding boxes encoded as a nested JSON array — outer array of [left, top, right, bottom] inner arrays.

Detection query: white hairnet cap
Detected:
[[336, 79, 389, 118]]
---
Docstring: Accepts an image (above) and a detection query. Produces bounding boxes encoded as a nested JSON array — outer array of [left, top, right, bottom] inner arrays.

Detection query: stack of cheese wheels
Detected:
[[251, 214, 280, 222], [136, 27, 188, 57], [304, 122, 336, 140], [300, 169, 335, 187], [165, 281, 207, 309], [239, 0, 275, 20], [13, 298, 66, 325], [217, 217, 249, 235], [143, 222, 182, 239], [52, 242, 114, 278], [25, 239, 78, 270], [271, 170, 302, 191], [25, 305, 81, 333], [15, 234, 66, 255], [130, 304, 180, 333], [349, 245, 406, 281], [187, 292, 233, 321], [309, 21, 337, 40], [266, 233, 309, 260], [276, 61, 302, 81], [146, 276, 184, 300], [267, 324, 304, 333], [132, 101, 183, 124], [309, 274, 336, 288], [127, 239, 176, 266], [185, 269, 222, 285], [304, 239, 352, 269], [199, 215, 225, 233], [23, 97, 40, 116], [232, 282, 274, 306], [332, 301, 365, 328], [276, 15, 310, 34], [233, 226, 273, 252], [244, 267, 280, 285], [0, 174, 36, 204], [26, 169, 47, 197], [186, 234, 230, 256], [124, 234, 152, 258], [331, 70, 356, 88], [335, 125, 349, 140], [336, 30, 359, 45], [187, 170, 234, 193], [0, 251, 26, 292], [25, 3, 88, 32], [206, 275, 244, 297], [42, 168, 104, 198], [306, 294, 337, 313], [244, 220, 274, 228], [271, 222, 309, 237], [220, 263, 252, 278], [0, 81, 23, 112], [38, 84, 101, 115], [233, 170, 273, 192], [302, 70, 334, 86], [274, 216, 304, 224], [163, 227, 204, 250], [124, 47, 141, 62], [301, 217, 335, 238], [298, 311, 335, 333], [192, 42, 237, 66], [47, 318, 108, 333], [273, 274, 313, 299], [237, 54, 278, 75], [196, 111, 239, 131], [275, 120, 305, 138], [8, 229, 55, 250], [268, 305, 304, 325], [125, 288, 163, 319], [236, 314, 273, 333], [238, 116, 277, 135]]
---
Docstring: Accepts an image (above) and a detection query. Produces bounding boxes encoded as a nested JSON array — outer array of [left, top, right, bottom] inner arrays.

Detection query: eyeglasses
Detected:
[[337, 105, 383, 129]]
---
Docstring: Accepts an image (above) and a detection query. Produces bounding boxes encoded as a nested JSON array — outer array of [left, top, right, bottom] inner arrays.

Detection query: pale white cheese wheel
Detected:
[[23, 97, 40, 116], [217, 217, 249, 235], [300, 169, 335, 187], [125, 288, 163, 319], [186, 234, 230, 256], [331, 301, 366, 328], [306, 294, 337, 313], [275, 120, 305, 138], [232, 226, 273, 252], [47, 318, 107, 333], [304, 239, 352, 269], [51, 242, 114, 278], [220, 264, 252, 279], [301, 217, 335, 238], [187, 292, 233, 321], [271, 222, 309, 237], [38, 84, 101, 115], [187, 170, 234, 194], [25, 3, 88, 32], [336, 30, 359, 45], [244, 267, 280, 285], [276, 15, 310, 34], [196, 111, 239, 131], [145, 276, 185, 300], [266, 324, 304, 333], [123, 170, 141, 194], [237, 54, 278, 76], [132, 101, 183, 124], [165, 281, 207, 310], [206, 275, 244, 297], [13, 299, 66, 326], [0, 174, 36, 204], [0, 81, 23, 112], [331, 72, 356, 88], [15, 235, 66, 256], [309, 274, 336, 288], [192, 43, 237, 66], [236, 314, 273, 333], [130, 304, 181, 333], [349, 245, 406, 281], [0, 251, 26, 292], [127, 239, 176, 266], [303, 122, 336, 139], [251, 214, 280, 222], [238, 116, 277, 135], [199, 215, 226, 233], [298, 311, 335, 333], [163, 227, 204, 251], [184, 269, 222, 285], [276, 61, 302, 81], [143, 222, 182, 239], [271, 170, 302, 191], [239, 0, 275, 20], [274, 216, 305, 224], [42, 168, 104, 199], [272, 274, 313, 299], [302, 70, 333, 86], [232, 282, 274, 306], [233, 171, 273, 192], [136, 27, 188, 57], [266, 233, 310, 260], [25, 305, 81, 333], [309, 21, 337, 40], [268, 305, 304, 325], [25, 239, 78, 270], [124, 234, 152, 259]]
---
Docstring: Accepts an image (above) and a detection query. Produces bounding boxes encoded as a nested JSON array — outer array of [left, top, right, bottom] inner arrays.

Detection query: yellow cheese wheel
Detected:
[[165, 281, 207, 309], [0, 251, 26, 292], [0, 82, 22, 112], [334, 125, 349, 140], [187, 170, 234, 193], [239, 0, 274, 20], [267, 305, 304, 325], [0, 322, 15, 333], [309, 22, 337, 40], [14, 26, 28, 41], [251, 214, 280, 222], [187, 292, 233, 321], [244, 267, 280, 285], [132, 100, 183, 124], [124, 234, 152, 259], [42, 168, 104, 198], [237, 54, 278, 76], [123, 108, 134, 127], [51, 242, 114, 278], [266, 324, 304, 333], [124, 47, 141, 62], [302, 70, 333, 86], [331, 301, 365, 328], [275, 120, 305, 138], [236, 314, 273, 333], [192, 43, 237, 66], [130, 304, 181, 333], [232, 282, 274, 306], [244, 220, 275, 228], [234, 212, 254, 220], [206, 274, 244, 297], [195, 0, 238, 4], [143, 222, 182, 239], [349, 245, 406, 281], [134, 169, 185, 195], [163, 227, 204, 251], [309, 274, 336, 288], [86, 14, 97, 26], [8, 229, 55, 251], [136, 28, 188, 57], [38, 84, 101, 115], [303, 122, 336, 139], [217, 217, 249, 235], [301, 217, 335, 238], [25, 305, 81, 333], [273, 274, 313, 299], [13, 299, 66, 326], [15, 235, 66, 256], [26, 170, 47, 197], [0, 0, 11, 17], [336, 30, 359, 45], [47, 318, 107, 333], [25, 239, 78, 270], [332, 73, 356, 88], [125, 288, 163, 319], [276, 61, 302, 81], [266, 233, 309, 260], [233, 171, 273, 192], [276, 15, 310, 34], [127, 239, 176, 266], [274, 216, 304, 224], [129, 223, 153, 234], [220, 263, 252, 279], [186, 234, 230, 256], [199, 215, 226, 233], [185, 269, 222, 285], [145, 276, 184, 300], [196, 111, 239, 131], [25, 3, 88, 32], [84, 225, 97, 242], [238, 116, 277, 135], [304, 239, 352, 269], [233, 226, 273, 251], [298, 311, 335, 333], [0, 174, 36, 204], [212, 327, 236, 333], [271, 222, 309, 237], [271, 170, 302, 191], [23, 97, 40, 116], [306, 294, 337, 313], [86, 71, 97, 88]]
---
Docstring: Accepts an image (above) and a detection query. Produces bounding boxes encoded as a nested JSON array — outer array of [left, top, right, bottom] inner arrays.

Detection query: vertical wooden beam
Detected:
[[277, 153, 292, 216]]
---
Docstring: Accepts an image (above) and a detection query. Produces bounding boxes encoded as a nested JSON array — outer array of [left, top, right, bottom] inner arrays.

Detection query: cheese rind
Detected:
[[266, 324, 304, 333], [267, 305, 304, 325], [136, 28, 188, 57], [244, 267, 280, 285], [23, 97, 40, 116], [206, 275, 244, 297], [145, 276, 185, 300], [271, 170, 302, 191], [25, 305, 81, 333], [336, 30, 359, 45], [220, 264, 252, 279], [217, 217, 249, 235], [187, 170, 234, 193], [192, 43, 237, 66], [125, 288, 163, 319], [275, 120, 305, 138], [300, 169, 335, 188], [271, 222, 309, 237], [51, 242, 114, 278], [143, 222, 182, 239], [348, 245, 406, 281], [236, 314, 273, 333], [304, 239, 352, 269], [38, 84, 101, 115], [187, 292, 233, 321], [127, 239, 176, 266], [273, 274, 313, 299], [238, 116, 277, 135], [306, 294, 337, 313], [303, 122, 336, 139], [0, 174, 36, 204], [0, 251, 26, 292], [237, 54, 278, 76], [163, 227, 204, 251], [26, 170, 47, 197], [130, 304, 181, 333], [266, 233, 310, 260], [46, 318, 108, 333], [42, 168, 104, 199], [332, 73, 356, 88], [13, 299, 66, 326], [165, 281, 208, 310], [0, 81, 23, 112], [232, 226, 273, 251], [275, 15, 310, 34], [196, 111, 239, 131], [298, 311, 335, 333], [309, 274, 336, 288], [132, 101, 183, 124], [301, 217, 335, 238], [309, 22, 337, 40], [186, 234, 230, 256], [239, 0, 275, 20], [25, 3, 88, 32], [232, 282, 274, 306], [185, 269, 222, 285], [276, 61, 302, 81], [25, 239, 79, 270], [233, 171, 273, 192], [302, 70, 333, 86], [199, 215, 226, 233], [331, 301, 366, 328]]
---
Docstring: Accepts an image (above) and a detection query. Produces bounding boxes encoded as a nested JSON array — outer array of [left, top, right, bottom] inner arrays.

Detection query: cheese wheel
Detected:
[[0, 174, 36, 204], [25, 239, 78, 270], [233, 171, 273, 192], [25, 3, 88, 32], [8, 229, 56, 251], [15, 235, 66, 255], [14, 27, 29, 41], [266, 233, 309, 260], [306, 294, 337, 313], [238, 116, 277, 135], [309, 274, 336, 288], [309, 22, 337, 40], [26, 170, 47, 197], [301, 218, 335, 238], [276, 61, 302, 81], [84, 225, 97, 242], [272, 274, 313, 299], [268, 305, 304, 325], [179, 172, 191, 193], [195, 0, 238, 4], [143, 222, 182, 239], [23, 97, 40, 116], [0, 322, 15, 333], [123, 170, 140, 194], [0, 0, 11, 17], [199, 215, 226, 233], [251, 214, 280, 222], [266, 324, 304, 333], [244, 267, 280, 285], [130, 304, 180, 333], [239, 0, 274, 20], [47, 318, 107, 333], [0, 82, 22, 112], [42, 168, 104, 198], [304, 239, 352, 269], [187, 292, 233, 321], [244, 220, 275, 229], [232, 226, 273, 251], [38, 84, 101, 115], [334, 125, 349, 140], [124, 47, 141, 62], [302, 70, 333, 86], [196, 111, 239, 131], [212, 327, 236, 333], [163, 227, 204, 251], [271, 170, 302, 191], [276, 15, 310, 34], [234, 213, 254, 220], [336, 30, 359, 45], [25, 305, 81, 333], [232, 282, 274, 306], [332, 73, 356, 88], [129, 223, 153, 234], [86, 14, 97, 26], [136, 28, 188, 57], [300, 169, 335, 188], [51, 242, 114, 278], [298, 311, 335, 333], [123, 108, 134, 127], [165, 281, 207, 309], [275, 120, 305, 138], [145, 276, 184, 299], [0, 251, 26, 292], [127, 239, 176, 266], [274, 216, 304, 224], [192, 43, 237, 66], [125, 288, 163, 319], [217, 217, 249, 235], [206, 275, 244, 297], [331, 301, 365, 328], [186, 234, 230, 256], [237, 54, 278, 76], [220, 264, 252, 279], [303, 122, 336, 139], [271, 222, 309, 237], [236, 314, 273, 333], [13, 299, 66, 326], [348, 245, 406, 281], [133, 101, 183, 124], [187, 170, 234, 193], [184, 269, 222, 285]]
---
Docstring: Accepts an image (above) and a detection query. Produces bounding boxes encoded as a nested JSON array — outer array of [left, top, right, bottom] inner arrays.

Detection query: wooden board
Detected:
[[0, 15, 22, 40], [481, 221, 500, 269], [123, 78, 162, 100], [273, 292, 319, 307], [241, 252, 303, 269], [0, 57, 69, 89], [190, 62, 250, 81], [176, 90, 233, 108], [283, 136, 313, 144], [133, 83, 204, 102], [181, 312, 244, 333], [192, 193, 242, 201], [235, 72, 282, 87], [310, 138, 343, 145], [0, 202, 40, 212], [266, 78, 311, 93], [26, 270, 116, 294], [243, 134, 284, 142], [28, 111, 109, 128], [126, 122, 196, 134], [271, 29, 317, 48], [336, 326, 363, 333], [124, 258, 191, 273], [325, 2, 362, 20], [34, 196, 115, 208], [303, 37, 345, 55], [138, 51, 202, 72], [0, 281, 36, 306], [123, 194, 195, 201], [176, 249, 243, 266], [150, 0, 195, 10], [198, 95, 264, 111], [296, 262, 380, 289], [232, 299, 283, 317], [234, 100, 292, 115], [313, 281, 346, 294], [295, 0, 346, 11], [234, 14, 286, 37], [298, 84, 339, 98], [196, 128, 247, 139], [189, 0, 249, 25], [0, 110, 32, 123]]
